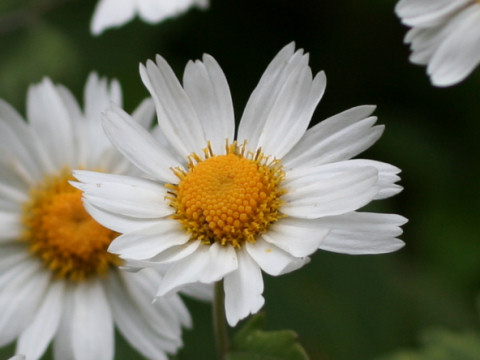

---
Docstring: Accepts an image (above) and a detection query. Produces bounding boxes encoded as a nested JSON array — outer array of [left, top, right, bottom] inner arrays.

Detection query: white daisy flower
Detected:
[[395, 0, 480, 87], [0, 73, 197, 360], [74, 43, 407, 327], [91, 0, 209, 35]]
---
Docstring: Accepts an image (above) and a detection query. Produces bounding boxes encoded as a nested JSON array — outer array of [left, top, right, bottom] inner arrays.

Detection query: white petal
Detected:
[[238, 43, 305, 151], [101, 105, 180, 183], [246, 239, 307, 276], [395, 0, 471, 27], [180, 282, 214, 302], [71, 281, 114, 360], [428, 5, 480, 87], [140, 56, 206, 157], [91, 0, 136, 35], [106, 271, 182, 358], [317, 212, 407, 254], [282, 164, 379, 218], [224, 249, 264, 326], [16, 281, 65, 360], [0, 262, 50, 347], [200, 242, 238, 282], [131, 97, 156, 129], [346, 159, 403, 199], [183, 54, 235, 154], [137, 0, 204, 23], [109, 219, 189, 260], [155, 245, 211, 296], [81, 200, 161, 233], [283, 109, 382, 169], [73, 170, 172, 218], [0, 211, 21, 242], [27, 78, 75, 169], [262, 217, 330, 257], [0, 99, 53, 182], [255, 69, 326, 159]]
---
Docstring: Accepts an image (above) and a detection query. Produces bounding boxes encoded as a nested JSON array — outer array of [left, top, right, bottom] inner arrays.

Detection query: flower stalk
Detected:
[[214, 280, 229, 360]]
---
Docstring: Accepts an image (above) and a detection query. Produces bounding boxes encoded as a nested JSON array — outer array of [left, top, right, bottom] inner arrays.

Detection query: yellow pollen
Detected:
[[21, 169, 121, 282], [167, 142, 286, 247]]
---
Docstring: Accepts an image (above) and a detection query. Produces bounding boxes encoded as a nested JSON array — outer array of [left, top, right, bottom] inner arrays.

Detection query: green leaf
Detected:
[[376, 328, 480, 360], [226, 313, 309, 360]]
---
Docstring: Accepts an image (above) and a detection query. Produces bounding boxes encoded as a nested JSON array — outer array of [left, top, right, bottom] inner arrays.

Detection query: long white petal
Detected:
[[183, 54, 235, 154], [16, 281, 65, 360], [71, 281, 114, 360], [224, 249, 264, 326], [246, 239, 308, 276], [317, 212, 407, 254], [140, 56, 206, 157], [282, 164, 379, 218], [101, 104, 180, 183], [108, 219, 189, 260], [73, 170, 172, 218], [91, 0, 136, 35], [262, 217, 330, 257]]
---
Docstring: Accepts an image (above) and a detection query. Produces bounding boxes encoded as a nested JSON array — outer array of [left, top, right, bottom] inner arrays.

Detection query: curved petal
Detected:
[[246, 239, 308, 276], [0, 99, 53, 182], [283, 108, 382, 169], [282, 164, 379, 219], [0, 211, 21, 242], [73, 170, 172, 218], [0, 261, 50, 347], [238, 43, 309, 152], [200, 242, 239, 283], [108, 219, 190, 260], [255, 69, 326, 159], [106, 271, 183, 358], [81, 200, 160, 234], [101, 104, 180, 183], [140, 56, 206, 157], [183, 54, 235, 154], [27, 78, 76, 170], [395, 0, 471, 27], [262, 217, 330, 257], [71, 280, 114, 360], [317, 212, 407, 254], [428, 4, 480, 87], [16, 281, 65, 360], [224, 249, 264, 326], [137, 0, 203, 23], [91, 0, 136, 35]]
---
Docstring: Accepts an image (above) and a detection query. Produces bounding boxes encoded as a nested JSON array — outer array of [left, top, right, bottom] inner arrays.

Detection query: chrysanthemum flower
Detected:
[[74, 43, 407, 326], [0, 73, 199, 360], [91, 0, 209, 35], [396, 0, 480, 87]]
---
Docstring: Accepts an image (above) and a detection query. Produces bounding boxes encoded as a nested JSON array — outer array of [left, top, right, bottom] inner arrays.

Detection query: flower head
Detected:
[[91, 0, 209, 35], [396, 0, 480, 86], [75, 43, 407, 326], [0, 74, 198, 360]]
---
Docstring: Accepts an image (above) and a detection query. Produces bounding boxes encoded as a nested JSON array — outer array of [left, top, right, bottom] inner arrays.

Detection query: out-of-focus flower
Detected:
[[75, 43, 407, 327], [0, 73, 198, 360], [396, 0, 480, 87], [91, 0, 209, 35]]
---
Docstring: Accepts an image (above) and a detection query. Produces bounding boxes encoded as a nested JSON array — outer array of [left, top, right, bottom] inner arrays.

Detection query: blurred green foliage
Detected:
[[1, 0, 480, 359]]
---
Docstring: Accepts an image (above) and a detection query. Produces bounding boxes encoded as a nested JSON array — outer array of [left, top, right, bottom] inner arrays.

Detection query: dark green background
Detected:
[[1, 0, 479, 359]]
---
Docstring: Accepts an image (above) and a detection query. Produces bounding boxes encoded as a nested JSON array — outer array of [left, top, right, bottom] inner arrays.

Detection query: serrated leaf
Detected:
[[226, 313, 309, 360], [376, 328, 480, 360]]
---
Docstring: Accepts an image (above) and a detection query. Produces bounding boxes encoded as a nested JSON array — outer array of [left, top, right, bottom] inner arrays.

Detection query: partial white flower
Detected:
[[75, 43, 407, 327], [396, 0, 480, 87], [91, 0, 209, 35], [0, 73, 200, 360]]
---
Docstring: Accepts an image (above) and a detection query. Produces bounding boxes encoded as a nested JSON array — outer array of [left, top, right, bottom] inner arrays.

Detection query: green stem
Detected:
[[213, 280, 229, 360]]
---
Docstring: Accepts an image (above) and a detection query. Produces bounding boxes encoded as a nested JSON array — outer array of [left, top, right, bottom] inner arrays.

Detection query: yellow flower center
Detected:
[[167, 142, 286, 247], [21, 169, 121, 282]]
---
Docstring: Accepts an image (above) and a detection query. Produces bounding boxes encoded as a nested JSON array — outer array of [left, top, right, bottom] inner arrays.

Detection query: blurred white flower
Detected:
[[74, 43, 407, 327], [91, 0, 209, 35], [396, 0, 480, 87], [0, 74, 201, 360]]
